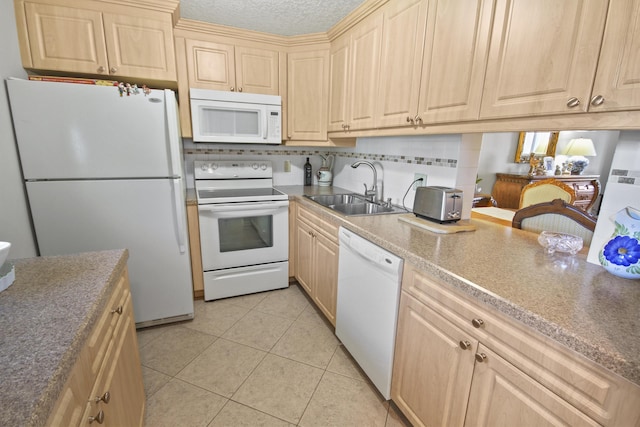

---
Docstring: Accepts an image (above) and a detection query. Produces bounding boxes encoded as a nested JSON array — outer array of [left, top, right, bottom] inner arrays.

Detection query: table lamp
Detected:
[[560, 138, 596, 174]]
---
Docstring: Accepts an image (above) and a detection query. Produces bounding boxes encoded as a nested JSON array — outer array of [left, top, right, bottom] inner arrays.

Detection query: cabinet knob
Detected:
[[406, 116, 414, 124], [88, 410, 105, 424], [474, 352, 487, 363], [341, 124, 346, 130], [287, 135, 292, 140], [566, 97, 580, 108], [590, 95, 605, 106], [238, 87, 243, 92], [94, 391, 110, 404], [109, 67, 118, 74], [97, 66, 106, 73], [414, 115, 422, 124], [111, 306, 123, 315], [230, 86, 235, 91], [459, 340, 472, 350], [345, 124, 350, 130], [471, 318, 484, 328]]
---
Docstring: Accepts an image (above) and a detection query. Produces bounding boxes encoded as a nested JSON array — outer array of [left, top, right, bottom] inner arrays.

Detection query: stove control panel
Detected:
[[195, 160, 273, 180]]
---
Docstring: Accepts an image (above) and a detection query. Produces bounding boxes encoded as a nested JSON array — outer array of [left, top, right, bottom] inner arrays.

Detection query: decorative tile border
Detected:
[[611, 169, 640, 186], [183, 147, 457, 168]]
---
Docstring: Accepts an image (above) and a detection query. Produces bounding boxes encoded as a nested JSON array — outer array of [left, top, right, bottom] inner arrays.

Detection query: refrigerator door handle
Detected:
[[173, 179, 187, 254], [165, 89, 182, 176]]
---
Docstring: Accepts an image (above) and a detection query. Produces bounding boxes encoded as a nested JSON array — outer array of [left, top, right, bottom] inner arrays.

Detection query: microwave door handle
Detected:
[[262, 109, 268, 140]]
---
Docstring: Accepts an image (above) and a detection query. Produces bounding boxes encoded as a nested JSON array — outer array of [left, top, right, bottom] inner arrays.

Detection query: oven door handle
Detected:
[[198, 200, 289, 214]]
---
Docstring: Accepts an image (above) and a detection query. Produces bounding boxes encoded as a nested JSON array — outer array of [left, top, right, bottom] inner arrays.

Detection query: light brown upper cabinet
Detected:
[[376, 0, 494, 128], [185, 39, 280, 95], [328, 11, 383, 132], [287, 47, 330, 141], [590, 0, 640, 112], [17, 1, 177, 83], [480, 0, 609, 119]]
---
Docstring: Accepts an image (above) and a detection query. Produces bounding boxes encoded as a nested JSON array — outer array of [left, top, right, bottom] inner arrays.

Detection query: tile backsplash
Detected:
[[184, 134, 480, 217]]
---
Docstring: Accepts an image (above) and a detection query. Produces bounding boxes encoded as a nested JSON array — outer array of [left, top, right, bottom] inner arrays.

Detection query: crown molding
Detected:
[[326, 0, 388, 40]]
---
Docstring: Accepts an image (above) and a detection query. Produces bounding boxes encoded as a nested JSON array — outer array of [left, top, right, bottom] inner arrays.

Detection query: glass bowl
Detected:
[[537, 231, 583, 255]]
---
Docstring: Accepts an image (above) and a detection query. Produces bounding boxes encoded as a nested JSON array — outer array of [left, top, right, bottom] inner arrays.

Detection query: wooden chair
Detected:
[[512, 198, 597, 245], [519, 178, 576, 209]]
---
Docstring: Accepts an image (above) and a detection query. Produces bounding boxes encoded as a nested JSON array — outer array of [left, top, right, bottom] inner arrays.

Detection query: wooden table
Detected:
[[492, 173, 600, 210]]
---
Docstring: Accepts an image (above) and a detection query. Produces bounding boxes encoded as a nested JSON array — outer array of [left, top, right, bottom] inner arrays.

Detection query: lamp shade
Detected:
[[561, 138, 597, 156]]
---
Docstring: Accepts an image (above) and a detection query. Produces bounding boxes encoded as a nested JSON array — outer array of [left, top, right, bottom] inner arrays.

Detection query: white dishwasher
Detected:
[[336, 227, 404, 399]]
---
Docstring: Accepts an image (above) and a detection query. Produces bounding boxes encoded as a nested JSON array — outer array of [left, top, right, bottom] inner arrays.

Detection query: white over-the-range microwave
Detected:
[[190, 88, 282, 144]]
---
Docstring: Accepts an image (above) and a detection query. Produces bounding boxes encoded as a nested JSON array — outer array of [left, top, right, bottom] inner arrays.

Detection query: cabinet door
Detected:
[[392, 292, 477, 427], [102, 13, 176, 82], [295, 218, 314, 295], [186, 39, 236, 91], [312, 232, 338, 326], [480, 0, 608, 119], [88, 298, 145, 427], [328, 33, 350, 132], [375, 0, 428, 128], [465, 344, 600, 427], [347, 12, 383, 130], [287, 48, 329, 141], [417, 0, 494, 123], [23, 3, 108, 75], [235, 46, 279, 95], [590, 0, 640, 112]]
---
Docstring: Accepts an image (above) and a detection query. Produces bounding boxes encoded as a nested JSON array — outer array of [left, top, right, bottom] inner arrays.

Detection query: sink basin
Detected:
[[305, 193, 367, 206], [304, 194, 406, 216]]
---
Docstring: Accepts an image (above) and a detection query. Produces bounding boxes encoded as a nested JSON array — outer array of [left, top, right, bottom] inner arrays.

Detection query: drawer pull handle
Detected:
[[566, 97, 580, 108], [94, 391, 111, 404], [471, 318, 484, 328], [111, 306, 123, 315], [475, 352, 487, 363], [88, 410, 104, 424], [459, 340, 472, 350], [590, 94, 605, 106]]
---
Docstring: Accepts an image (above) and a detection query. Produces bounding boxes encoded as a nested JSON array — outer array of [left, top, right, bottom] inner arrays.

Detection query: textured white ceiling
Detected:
[[179, 0, 365, 36]]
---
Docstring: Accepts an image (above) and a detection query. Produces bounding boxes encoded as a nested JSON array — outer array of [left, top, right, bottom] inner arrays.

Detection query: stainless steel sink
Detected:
[[304, 193, 406, 216]]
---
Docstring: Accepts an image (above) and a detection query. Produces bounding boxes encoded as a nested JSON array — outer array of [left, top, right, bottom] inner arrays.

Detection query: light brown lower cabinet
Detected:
[[187, 202, 204, 299], [46, 267, 145, 426], [294, 203, 339, 326], [392, 263, 640, 427]]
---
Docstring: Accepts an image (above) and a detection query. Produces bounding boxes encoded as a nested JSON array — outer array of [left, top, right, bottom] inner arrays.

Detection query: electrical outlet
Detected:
[[413, 173, 427, 190], [284, 160, 291, 173]]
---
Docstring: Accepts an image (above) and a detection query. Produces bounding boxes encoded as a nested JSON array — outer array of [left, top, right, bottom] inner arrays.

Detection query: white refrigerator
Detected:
[[7, 78, 194, 328]]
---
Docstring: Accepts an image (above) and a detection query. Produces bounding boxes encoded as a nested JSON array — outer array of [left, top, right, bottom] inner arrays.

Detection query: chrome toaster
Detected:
[[413, 186, 463, 223]]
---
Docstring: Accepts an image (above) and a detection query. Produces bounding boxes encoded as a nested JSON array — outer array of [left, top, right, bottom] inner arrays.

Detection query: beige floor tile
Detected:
[[299, 371, 389, 427], [326, 344, 367, 381], [271, 318, 339, 368], [182, 299, 249, 336], [144, 378, 227, 427], [386, 402, 412, 427], [141, 366, 171, 399], [222, 291, 269, 309], [209, 401, 295, 427], [222, 310, 293, 351], [177, 338, 266, 397], [253, 284, 309, 319], [296, 303, 332, 329], [136, 324, 173, 348], [139, 326, 216, 376], [232, 354, 324, 424]]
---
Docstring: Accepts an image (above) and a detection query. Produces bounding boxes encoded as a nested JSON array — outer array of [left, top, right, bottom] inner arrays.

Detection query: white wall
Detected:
[[587, 131, 640, 265], [0, 1, 36, 259]]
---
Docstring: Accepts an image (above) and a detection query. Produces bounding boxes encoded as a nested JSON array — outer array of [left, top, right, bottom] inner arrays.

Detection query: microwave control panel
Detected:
[[268, 110, 281, 139]]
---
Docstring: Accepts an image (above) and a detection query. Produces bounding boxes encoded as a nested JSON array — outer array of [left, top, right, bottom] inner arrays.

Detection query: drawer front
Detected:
[[86, 271, 129, 378], [401, 264, 618, 425], [297, 204, 339, 243]]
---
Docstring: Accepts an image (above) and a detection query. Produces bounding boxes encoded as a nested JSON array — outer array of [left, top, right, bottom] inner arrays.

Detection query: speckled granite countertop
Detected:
[[271, 186, 640, 387], [0, 249, 129, 427]]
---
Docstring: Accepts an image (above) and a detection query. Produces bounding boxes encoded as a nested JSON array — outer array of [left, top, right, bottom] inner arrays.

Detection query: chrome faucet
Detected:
[[351, 160, 378, 201]]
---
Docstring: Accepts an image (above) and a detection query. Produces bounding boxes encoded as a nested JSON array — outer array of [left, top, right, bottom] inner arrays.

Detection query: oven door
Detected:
[[198, 200, 289, 270]]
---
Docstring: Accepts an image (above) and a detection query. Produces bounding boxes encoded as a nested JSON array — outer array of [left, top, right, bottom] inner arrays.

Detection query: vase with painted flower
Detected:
[[599, 206, 640, 279]]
